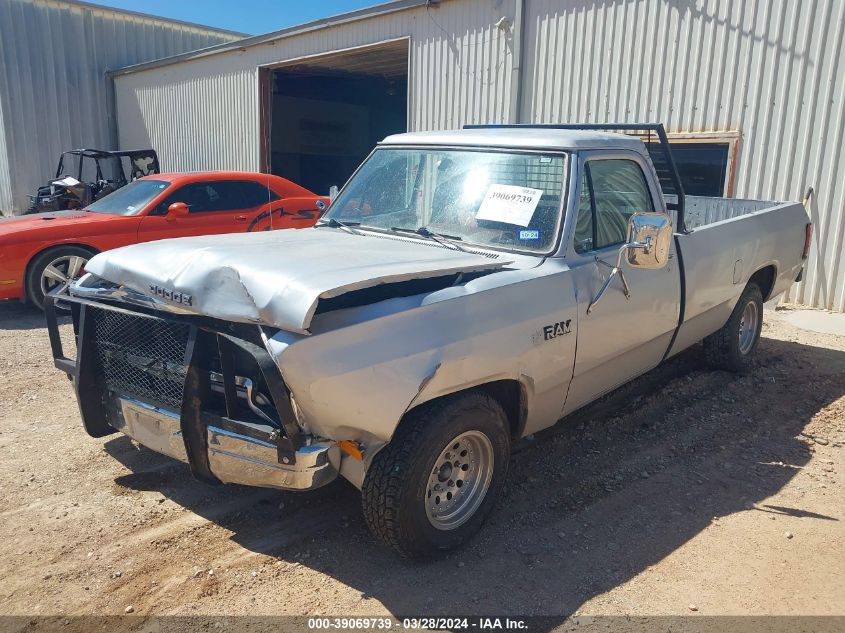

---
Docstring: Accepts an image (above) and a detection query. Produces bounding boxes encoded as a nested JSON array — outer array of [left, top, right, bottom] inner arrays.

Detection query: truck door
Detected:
[[563, 153, 681, 415]]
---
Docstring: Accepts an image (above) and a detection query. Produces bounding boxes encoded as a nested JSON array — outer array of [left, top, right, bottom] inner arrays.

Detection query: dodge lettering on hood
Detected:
[[47, 125, 810, 557]]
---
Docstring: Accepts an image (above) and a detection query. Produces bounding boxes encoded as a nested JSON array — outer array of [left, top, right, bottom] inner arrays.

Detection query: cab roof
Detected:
[[380, 128, 648, 153]]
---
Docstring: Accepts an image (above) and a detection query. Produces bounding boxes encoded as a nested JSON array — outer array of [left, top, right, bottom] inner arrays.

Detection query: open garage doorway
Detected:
[[262, 39, 409, 196]]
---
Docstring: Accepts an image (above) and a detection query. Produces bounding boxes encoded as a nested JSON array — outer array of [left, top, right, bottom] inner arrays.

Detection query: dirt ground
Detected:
[[0, 300, 843, 627]]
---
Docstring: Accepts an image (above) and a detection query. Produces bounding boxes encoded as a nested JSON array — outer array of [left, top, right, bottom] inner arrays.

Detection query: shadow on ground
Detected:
[[105, 335, 844, 623], [0, 300, 64, 331]]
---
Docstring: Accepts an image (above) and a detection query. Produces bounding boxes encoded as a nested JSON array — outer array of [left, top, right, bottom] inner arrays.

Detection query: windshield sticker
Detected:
[[519, 229, 540, 240], [476, 184, 543, 227]]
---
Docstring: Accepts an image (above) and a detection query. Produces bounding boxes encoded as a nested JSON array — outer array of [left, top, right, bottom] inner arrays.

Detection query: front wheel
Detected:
[[703, 282, 764, 372], [361, 391, 511, 559], [26, 245, 94, 311]]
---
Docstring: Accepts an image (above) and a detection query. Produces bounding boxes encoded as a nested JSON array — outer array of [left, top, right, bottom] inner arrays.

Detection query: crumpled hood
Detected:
[[82, 228, 510, 333]]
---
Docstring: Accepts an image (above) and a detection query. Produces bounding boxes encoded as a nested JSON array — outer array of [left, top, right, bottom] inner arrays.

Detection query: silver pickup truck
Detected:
[[47, 124, 811, 558]]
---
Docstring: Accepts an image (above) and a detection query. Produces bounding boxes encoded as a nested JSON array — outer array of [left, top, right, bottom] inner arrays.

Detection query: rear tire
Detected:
[[703, 282, 764, 372], [25, 245, 94, 311], [361, 391, 510, 559]]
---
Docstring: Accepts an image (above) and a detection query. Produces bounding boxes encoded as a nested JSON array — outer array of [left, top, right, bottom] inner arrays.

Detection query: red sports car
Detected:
[[0, 171, 327, 309]]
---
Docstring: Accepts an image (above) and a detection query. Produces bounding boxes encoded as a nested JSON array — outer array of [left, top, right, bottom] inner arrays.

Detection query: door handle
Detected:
[[234, 215, 248, 222]]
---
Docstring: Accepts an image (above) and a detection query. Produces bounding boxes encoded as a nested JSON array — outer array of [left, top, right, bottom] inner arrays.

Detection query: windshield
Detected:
[[85, 179, 170, 216], [325, 148, 567, 253]]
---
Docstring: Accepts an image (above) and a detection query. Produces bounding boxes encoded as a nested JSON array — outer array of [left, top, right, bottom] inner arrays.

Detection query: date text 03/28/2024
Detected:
[[307, 617, 528, 630]]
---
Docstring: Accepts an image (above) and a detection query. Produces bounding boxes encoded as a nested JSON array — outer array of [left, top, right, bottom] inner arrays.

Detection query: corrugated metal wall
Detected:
[[0, 92, 12, 214], [112, 0, 845, 311], [0, 0, 242, 214], [522, 0, 845, 311], [114, 0, 517, 173]]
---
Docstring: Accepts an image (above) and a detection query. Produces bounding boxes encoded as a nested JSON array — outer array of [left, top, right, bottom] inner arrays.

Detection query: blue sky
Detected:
[[86, 0, 383, 35]]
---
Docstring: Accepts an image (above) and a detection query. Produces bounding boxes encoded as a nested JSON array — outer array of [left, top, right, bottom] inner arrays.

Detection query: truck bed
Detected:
[[668, 196, 808, 357], [683, 195, 789, 230]]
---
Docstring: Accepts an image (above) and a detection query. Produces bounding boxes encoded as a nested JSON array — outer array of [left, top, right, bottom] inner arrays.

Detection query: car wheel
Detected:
[[26, 245, 94, 311], [361, 391, 510, 558], [703, 282, 764, 372]]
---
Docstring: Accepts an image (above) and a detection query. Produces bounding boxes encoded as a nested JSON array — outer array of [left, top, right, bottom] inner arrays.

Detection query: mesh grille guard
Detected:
[[88, 306, 191, 410], [44, 294, 305, 480]]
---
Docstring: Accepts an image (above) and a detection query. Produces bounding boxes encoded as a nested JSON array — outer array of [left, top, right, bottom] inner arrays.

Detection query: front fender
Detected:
[[266, 264, 578, 444]]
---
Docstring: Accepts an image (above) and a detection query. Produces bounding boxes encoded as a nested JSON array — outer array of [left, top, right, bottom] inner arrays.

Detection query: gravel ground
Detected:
[[0, 301, 843, 628]]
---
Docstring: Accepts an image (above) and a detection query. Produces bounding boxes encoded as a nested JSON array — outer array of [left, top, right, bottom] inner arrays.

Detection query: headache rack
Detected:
[[463, 122, 688, 233]]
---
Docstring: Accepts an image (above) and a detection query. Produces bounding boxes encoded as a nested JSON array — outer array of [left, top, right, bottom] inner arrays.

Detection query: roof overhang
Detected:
[[110, 0, 435, 78], [53, 0, 246, 38]]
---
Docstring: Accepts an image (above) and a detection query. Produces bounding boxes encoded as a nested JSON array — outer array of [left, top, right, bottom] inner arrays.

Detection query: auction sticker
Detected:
[[475, 184, 543, 227]]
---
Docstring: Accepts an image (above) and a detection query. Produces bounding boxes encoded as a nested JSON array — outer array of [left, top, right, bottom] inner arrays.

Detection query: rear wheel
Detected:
[[361, 391, 510, 559], [703, 282, 764, 372], [26, 245, 94, 311]]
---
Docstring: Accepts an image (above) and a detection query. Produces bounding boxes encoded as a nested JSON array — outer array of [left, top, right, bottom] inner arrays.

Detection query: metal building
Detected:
[[0, 0, 244, 214], [108, 0, 845, 311]]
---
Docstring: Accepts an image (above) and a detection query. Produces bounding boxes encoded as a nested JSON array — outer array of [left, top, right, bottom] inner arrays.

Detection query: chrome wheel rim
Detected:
[[40, 255, 87, 302], [425, 430, 494, 531], [738, 300, 759, 355]]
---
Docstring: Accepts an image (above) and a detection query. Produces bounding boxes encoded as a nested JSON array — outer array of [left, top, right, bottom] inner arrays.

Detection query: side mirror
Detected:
[[587, 211, 673, 314], [166, 202, 189, 221], [625, 212, 673, 269]]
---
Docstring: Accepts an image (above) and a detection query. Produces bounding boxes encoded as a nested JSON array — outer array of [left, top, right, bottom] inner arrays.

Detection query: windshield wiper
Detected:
[[389, 226, 469, 253], [316, 217, 361, 235]]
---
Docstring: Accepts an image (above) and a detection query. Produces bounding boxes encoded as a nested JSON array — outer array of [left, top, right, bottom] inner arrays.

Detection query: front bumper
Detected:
[[113, 397, 339, 490], [45, 293, 339, 491]]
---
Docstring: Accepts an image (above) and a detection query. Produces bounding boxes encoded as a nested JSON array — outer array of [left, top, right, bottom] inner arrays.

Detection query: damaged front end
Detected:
[[45, 289, 339, 491]]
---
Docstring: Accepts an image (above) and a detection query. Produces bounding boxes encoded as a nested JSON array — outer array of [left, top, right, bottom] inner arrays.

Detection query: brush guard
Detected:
[[44, 292, 339, 491]]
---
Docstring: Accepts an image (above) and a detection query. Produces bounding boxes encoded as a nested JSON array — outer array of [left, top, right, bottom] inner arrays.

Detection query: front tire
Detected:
[[361, 391, 511, 559], [26, 245, 94, 311], [703, 282, 764, 372]]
